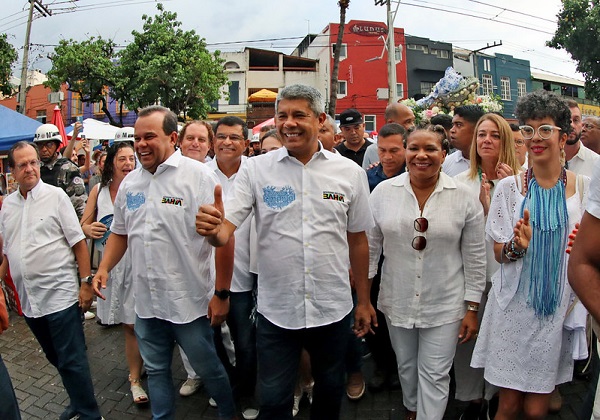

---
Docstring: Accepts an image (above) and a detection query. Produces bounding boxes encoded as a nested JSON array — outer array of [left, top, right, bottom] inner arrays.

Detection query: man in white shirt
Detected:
[[442, 105, 485, 176], [0, 141, 101, 420], [565, 100, 599, 177], [93, 106, 236, 420], [581, 116, 600, 154], [197, 84, 377, 420], [208, 116, 259, 419]]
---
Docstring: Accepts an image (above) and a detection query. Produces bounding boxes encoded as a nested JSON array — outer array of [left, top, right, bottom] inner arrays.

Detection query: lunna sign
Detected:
[[350, 22, 387, 37]]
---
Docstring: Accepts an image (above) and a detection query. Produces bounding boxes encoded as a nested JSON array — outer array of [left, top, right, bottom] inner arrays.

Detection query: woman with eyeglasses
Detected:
[[471, 90, 590, 419], [452, 113, 522, 417], [368, 126, 486, 420]]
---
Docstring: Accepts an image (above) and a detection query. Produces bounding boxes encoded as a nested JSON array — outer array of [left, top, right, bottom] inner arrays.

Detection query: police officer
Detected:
[[33, 124, 87, 219]]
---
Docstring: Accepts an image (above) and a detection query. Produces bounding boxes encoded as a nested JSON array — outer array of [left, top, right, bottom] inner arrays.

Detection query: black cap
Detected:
[[339, 108, 363, 126]]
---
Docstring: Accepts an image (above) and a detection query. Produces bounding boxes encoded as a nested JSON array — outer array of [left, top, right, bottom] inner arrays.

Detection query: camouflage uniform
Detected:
[[40, 156, 87, 219]]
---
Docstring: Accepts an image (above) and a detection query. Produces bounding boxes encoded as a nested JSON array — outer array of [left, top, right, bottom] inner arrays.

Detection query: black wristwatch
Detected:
[[80, 275, 93, 285], [214, 289, 231, 300]]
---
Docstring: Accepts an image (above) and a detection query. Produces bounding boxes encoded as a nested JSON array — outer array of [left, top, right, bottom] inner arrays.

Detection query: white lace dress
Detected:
[[471, 175, 584, 393], [95, 184, 135, 325]]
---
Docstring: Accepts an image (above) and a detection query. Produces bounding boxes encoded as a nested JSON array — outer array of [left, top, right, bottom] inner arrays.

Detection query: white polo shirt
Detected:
[[442, 150, 470, 177], [111, 150, 219, 323], [207, 157, 254, 293], [0, 180, 84, 318], [568, 142, 599, 177], [225, 145, 374, 330]]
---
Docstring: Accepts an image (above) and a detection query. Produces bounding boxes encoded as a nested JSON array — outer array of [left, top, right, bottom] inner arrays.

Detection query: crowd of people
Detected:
[[1, 84, 600, 420]]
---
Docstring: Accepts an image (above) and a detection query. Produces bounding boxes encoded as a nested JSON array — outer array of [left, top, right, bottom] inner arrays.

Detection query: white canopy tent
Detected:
[[65, 118, 120, 140]]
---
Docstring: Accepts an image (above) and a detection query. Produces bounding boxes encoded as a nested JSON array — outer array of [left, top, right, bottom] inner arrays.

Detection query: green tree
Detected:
[[45, 37, 122, 125], [0, 34, 18, 96], [548, 0, 600, 101], [328, 0, 350, 117], [117, 3, 227, 120]]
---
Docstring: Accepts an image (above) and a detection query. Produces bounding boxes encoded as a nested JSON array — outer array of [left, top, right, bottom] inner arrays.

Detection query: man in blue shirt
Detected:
[[366, 123, 406, 192]]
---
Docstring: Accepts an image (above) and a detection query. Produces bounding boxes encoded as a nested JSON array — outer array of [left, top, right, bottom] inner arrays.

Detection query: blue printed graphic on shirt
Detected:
[[263, 186, 295, 210], [126, 191, 146, 211]]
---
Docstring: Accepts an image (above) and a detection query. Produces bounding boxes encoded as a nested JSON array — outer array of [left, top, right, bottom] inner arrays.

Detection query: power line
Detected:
[[465, 0, 557, 24], [399, 1, 555, 35]]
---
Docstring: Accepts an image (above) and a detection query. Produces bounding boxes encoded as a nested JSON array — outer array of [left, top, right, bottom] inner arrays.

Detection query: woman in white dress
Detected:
[[368, 127, 486, 419], [453, 113, 521, 416], [80, 143, 147, 404], [471, 90, 589, 419]]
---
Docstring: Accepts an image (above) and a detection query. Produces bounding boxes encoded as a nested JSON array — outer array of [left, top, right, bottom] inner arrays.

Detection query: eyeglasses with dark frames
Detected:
[[412, 217, 428, 251]]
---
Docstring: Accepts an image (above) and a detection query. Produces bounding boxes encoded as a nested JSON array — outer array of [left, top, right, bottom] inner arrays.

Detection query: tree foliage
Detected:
[[116, 3, 227, 119], [328, 0, 350, 117], [46, 3, 227, 124], [0, 34, 18, 96], [45, 37, 120, 125], [548, 0, 600, 101]]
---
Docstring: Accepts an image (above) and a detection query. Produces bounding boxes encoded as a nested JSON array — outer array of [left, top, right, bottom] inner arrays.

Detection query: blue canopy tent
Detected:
[[0, 105, 42, 150]]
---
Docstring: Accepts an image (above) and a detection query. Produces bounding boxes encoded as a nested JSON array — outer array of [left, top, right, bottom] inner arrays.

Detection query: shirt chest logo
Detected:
[[263, 186, 295, 210], [323, 191, 345, 202], [161, 196, 183, 206], [126, 191, 146, 211]]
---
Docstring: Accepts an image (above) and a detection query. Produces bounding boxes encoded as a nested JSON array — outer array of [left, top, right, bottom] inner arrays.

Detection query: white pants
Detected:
[[388, 319, 461, 420]]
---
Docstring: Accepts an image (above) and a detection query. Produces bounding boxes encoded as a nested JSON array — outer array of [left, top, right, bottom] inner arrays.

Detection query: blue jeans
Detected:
[[25, 303, 101, 420], [256, 312, 350, 420], [228, 290, 257, 398], [0, 353, 21, 420], [135, 315, 235, 420], [346, 291, 363, 374]]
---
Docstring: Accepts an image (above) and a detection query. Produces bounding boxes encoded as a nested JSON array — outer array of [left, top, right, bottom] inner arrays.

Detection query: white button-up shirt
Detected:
[[568, 142, 599, 177], [225, 146, 374, 329], [442, 150, 470, 177], [0, 180, 84, 318], [368, 172, 486, 328], [111, 150, 219, 323], [207, 157, 254, 292], [587, 159, 600, 218]]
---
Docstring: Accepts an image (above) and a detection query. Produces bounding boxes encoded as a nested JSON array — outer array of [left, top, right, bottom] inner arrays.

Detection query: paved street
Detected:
[[0, 307, 591, 419]]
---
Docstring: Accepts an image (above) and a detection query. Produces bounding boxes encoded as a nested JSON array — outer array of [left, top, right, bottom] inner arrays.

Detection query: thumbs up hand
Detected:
[[196, 185, 225, 237]]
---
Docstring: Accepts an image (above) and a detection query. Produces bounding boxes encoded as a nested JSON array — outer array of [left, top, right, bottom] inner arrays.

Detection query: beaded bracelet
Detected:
[[508, 239, 526, 258], [503, 240, 525, 262], [502, 242, 517, 262]]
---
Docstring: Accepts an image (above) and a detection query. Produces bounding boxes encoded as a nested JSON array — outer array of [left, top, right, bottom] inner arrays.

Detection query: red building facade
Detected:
[[322, 20, 407, 131]]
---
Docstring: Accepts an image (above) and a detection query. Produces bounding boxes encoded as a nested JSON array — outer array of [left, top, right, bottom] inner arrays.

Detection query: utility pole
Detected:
[[375, 0, 401, 104], [472, 41, 502, 92], [18, 0, 51, 114]]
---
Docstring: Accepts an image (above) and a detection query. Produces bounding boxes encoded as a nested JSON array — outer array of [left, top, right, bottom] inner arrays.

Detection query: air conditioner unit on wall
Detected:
[[377, 88, 389, 100], [47, 91, 64, 104]]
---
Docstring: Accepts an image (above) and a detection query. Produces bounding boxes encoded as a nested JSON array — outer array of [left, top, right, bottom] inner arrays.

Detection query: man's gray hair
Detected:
[[276, 84, 325, 116], [325, 114, 340, 134]]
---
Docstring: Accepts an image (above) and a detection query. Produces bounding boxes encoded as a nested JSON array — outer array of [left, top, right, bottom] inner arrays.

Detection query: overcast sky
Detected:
[[1, 0, 581, 81]]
